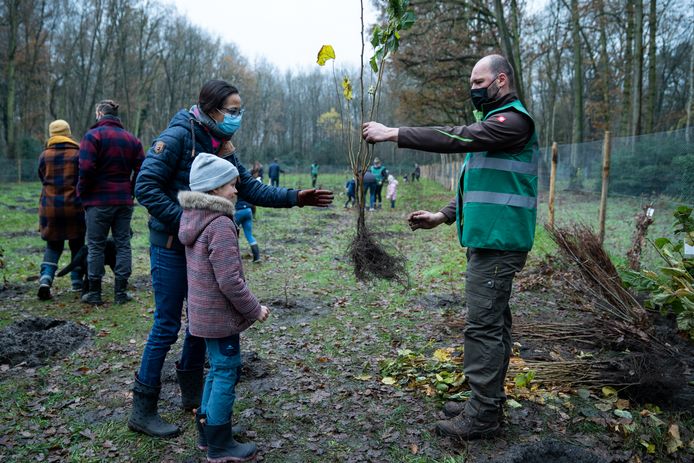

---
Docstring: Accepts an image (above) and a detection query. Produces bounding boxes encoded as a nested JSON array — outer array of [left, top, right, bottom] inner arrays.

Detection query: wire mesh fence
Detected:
[[421, 127, 693, 202]]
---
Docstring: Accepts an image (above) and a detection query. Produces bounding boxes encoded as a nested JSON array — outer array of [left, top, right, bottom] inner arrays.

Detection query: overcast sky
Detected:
[[167, 0, 379, 72], [166, 0, 549, 72]]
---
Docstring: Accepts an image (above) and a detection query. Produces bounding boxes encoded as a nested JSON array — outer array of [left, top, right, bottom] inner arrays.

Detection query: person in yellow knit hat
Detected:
[[37, 120, 86, 300]]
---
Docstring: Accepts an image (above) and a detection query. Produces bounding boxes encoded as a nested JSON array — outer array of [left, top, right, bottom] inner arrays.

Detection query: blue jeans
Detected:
[[235, 207, 256, 246], [200, 335, 241, 425], [364, 184, 376, 209], [137, 244, 206, 387], [41, 238, 84, 284]]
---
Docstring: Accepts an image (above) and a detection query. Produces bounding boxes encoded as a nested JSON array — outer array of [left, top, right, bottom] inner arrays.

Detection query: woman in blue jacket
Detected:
[[130, 80, 333, 439]]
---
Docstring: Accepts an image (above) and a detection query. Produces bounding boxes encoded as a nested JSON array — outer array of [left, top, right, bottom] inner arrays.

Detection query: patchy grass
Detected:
[[0, 175, 691, 462]]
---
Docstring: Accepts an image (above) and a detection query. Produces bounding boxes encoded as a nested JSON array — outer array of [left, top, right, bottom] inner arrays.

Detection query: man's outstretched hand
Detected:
[[298, 189, 334, 207], [362, 122, 399, 144], [407, 210, 447, 231]]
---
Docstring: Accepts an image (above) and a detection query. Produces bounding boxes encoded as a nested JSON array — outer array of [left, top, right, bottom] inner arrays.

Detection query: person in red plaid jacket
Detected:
[[77, 100, 144, 305]]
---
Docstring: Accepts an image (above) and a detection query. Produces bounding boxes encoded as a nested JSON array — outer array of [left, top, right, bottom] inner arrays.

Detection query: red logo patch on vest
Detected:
[[497, 116, 506, 123]]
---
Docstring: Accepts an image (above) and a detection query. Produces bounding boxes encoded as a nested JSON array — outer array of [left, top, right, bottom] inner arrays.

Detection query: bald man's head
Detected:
[[470, 54, 515, 93]]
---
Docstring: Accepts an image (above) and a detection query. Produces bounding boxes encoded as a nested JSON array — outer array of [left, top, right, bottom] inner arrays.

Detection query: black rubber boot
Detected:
[[81, 279, 103, 305], [205, 421, 257, 462], [250, 244, 260, 263], [176, 361, 204, 411], [196, 413, 246, 452], [127, 374, 180, 438], [114, 278, 133, 304]]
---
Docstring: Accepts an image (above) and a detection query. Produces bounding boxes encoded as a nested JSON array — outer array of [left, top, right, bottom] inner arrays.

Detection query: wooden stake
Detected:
[[548, 142, 558, 228], [598, 131, 611, 244]]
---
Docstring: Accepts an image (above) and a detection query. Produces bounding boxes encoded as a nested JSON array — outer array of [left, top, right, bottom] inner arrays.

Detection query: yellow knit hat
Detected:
[[49, 120, 71, 137]]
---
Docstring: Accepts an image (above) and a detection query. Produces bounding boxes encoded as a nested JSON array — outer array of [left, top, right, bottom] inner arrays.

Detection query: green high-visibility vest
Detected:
[[454, 99, 538, 252]]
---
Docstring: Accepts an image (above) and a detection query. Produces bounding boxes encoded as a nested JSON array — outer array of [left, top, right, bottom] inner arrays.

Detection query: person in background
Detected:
[[251, 160, 263, 182], [386, 174, 399, 209], [235, 196, 260, 262], [177, 153, 269, 462], [267, 159, 284, 187], [370, 157, 387, 209], [412, 162, 421, 182], [363, 54, 537, 441], [310, 160, 319, 188], [77, 100, 144, 305], [37, 119, 86, 300], [344, 177, 356, 208], [363, 170, 377, 211]]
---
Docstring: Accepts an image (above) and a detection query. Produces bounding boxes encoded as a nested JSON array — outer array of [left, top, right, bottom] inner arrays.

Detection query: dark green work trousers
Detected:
[[463, 247, 528, 423]]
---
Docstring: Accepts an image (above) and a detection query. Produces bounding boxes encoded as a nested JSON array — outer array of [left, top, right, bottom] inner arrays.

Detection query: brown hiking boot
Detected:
[[436, 414, 500, 440]]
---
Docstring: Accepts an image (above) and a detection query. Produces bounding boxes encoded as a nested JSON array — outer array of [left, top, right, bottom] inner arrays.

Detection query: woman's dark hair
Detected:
[[96, 99, 119, 116], [199, 80, 239, 115]]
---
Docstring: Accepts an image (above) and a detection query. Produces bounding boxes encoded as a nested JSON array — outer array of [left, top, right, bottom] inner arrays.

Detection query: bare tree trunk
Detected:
[[621, 1, 634, 136], [570, 0, 584, 181], [644, 0, 656, 133], [3, 0, 20, 160], [493, 0, 525, 104], [631, 0, 644, 137], [599, 0, 610, 131], [688, 32, 694, 144]]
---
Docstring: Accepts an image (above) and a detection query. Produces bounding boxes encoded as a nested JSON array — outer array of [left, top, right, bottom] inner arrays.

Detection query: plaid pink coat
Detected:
[[177, 191, 261, 338]]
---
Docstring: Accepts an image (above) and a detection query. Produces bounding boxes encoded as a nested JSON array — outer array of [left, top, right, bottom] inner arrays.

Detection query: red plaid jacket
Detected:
[[77, 116, 144, 206]]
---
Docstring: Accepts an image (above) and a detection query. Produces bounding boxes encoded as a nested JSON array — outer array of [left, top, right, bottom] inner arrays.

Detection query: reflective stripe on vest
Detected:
[[466, 150, 538, 175], [463, 191, 537, 209]]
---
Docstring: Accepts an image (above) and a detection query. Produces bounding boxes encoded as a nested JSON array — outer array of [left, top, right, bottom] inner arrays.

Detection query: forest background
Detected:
[[0, 0, 692, 197]]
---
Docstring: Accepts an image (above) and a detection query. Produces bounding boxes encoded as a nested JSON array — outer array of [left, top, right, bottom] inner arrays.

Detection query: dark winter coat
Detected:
[[267, 162, 283, 180], [135, 109, 299, 251], [77, 116, 144, 206], [38, 137, 86, 241], [178, 191, 261, 338]]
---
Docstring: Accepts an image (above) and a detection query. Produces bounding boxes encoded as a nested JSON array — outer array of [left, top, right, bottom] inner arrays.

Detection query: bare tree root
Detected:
[[347, 222, 408, 286]]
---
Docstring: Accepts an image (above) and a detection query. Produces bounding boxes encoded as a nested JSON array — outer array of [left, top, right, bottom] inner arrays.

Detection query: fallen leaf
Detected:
[[667, 424, 683, 454]]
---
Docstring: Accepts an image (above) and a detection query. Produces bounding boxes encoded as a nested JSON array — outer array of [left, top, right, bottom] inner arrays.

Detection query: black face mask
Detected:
[[470, 76, 500, 111]]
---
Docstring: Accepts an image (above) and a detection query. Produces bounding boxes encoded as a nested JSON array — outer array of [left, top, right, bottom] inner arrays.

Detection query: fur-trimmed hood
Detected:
[[177, 191, 235, 246]]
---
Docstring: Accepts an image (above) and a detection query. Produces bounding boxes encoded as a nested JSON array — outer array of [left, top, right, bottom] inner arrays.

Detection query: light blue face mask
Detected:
[[216, 110, 244, 136]]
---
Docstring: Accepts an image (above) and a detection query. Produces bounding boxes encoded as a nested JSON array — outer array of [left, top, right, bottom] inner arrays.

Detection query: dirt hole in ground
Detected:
[[0, 317, 93, 366], [496, 440, 608, 463]]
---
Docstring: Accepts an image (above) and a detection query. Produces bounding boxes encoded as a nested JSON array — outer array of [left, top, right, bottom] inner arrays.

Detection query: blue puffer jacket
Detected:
[[135, 109, 298, 250]]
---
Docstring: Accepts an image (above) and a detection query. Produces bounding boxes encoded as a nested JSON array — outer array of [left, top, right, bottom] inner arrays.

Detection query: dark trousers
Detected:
[[137, 245, 206, 387], [374, 184, 383, 206], [463, 247, 527, 422], [311, 174, 317, 188], [270, 177, 279, 187], [85, 205, 133, 280]]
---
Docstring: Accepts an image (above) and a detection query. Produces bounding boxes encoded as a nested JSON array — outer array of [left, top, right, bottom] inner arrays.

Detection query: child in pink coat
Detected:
[[178, 152, 269, 462], [386, 174, 399, 209]]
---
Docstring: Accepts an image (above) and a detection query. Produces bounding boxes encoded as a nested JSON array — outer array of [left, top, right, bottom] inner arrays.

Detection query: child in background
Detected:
[[344, 177, 356, 208], [386, 174, 399, 209], [178, 152, 270, 462]]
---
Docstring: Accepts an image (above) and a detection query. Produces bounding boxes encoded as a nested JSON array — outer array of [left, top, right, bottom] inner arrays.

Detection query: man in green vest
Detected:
[[310, 161, 319, 188], [363, 54, 538, 440]]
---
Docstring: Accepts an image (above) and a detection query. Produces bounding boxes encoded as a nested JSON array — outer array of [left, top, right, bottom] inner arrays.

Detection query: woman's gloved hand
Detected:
[[297, 189, 334, 207]]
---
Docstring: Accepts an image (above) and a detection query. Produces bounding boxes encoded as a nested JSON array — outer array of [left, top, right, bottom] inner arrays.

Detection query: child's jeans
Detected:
[[390, 199, 396, 208], [200, 335, 242, 425]]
